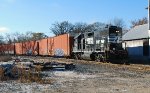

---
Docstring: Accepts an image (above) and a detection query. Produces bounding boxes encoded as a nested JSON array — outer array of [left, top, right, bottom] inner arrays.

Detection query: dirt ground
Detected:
[[1, 56, 150, 93], [0, 55, 12, 62]]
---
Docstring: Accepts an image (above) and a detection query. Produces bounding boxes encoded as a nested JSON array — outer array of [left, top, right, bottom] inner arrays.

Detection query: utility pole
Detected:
[[146, 0, 150, 35], [148, 0, 150, 30]]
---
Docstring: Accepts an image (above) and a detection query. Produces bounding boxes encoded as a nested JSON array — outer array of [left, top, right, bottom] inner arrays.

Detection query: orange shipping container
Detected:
[[22, 41, 37, 55], [14, 33, 73, 56], [0, 45, 2, 53], [38, 38, 49, 56], [6, 44, 15, 54], [52, 34, 72, 57], [15, 43, 23, 55], [48, 37, 54, 56], [0, 44, 14, 54]]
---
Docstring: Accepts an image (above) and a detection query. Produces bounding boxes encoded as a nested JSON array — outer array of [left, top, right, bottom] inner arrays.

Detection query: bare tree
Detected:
[[71, 22, 106, 34], [12, 32, 21, 42], [5, 33, 13, 44], [109, 18, 126, 28], [87, 22, 106, 32], [50, 21, 73, 36], [0, 35, 4, 44], [131, 17, 148, 28], [10, 31, 47, 42], [31, 32, 48, 40], [72, 23, 87, 33]]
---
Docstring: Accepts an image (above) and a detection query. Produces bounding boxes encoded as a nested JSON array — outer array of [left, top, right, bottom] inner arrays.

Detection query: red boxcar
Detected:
[[38, 38, 49, 56], [22, 41, 37, 55], [48, 37, 54, 56], [52, 34, 72, 57], [15, 41, 38, 55], [15, 42, 23, 55], [0, 44, 14, 55], [37, 34, 73, 57], [6, 44, 15, 54]]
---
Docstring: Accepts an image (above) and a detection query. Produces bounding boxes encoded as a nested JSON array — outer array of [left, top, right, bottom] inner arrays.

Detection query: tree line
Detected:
[[0, 32, 48, 44], [0, 17, 148, 44], [50, 18, 126, 36], [50, 17, 148, 36]]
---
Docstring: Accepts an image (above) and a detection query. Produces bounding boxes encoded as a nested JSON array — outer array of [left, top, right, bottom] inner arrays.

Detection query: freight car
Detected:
[[72, 25, 128, 63], [14, 34, 73, 57], [0, 44, 15, 55]]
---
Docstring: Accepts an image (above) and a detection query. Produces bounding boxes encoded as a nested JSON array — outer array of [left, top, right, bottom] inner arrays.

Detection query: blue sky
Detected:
[[0, 0, 148, 36]]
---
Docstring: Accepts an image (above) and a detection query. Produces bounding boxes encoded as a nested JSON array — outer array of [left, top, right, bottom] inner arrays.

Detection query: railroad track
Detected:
[[16, 56, 150, 73]]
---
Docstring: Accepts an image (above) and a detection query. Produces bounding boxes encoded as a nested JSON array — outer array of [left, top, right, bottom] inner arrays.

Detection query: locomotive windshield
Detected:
[[109, 26, 122, 37], [108, 26, 122, 43]]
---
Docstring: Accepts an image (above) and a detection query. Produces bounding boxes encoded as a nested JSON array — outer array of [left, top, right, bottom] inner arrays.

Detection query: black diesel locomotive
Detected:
[[72, 25, 128, 63]]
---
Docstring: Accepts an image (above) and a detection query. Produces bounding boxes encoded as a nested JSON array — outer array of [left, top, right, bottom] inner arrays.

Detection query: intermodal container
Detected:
[[15, 42, 23, 55], [52, 34, 72, 57], [38, 38, 49, 56]]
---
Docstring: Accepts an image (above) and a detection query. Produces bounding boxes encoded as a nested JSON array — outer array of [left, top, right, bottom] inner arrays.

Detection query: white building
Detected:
[[122, 0, 150, 63], [122, 24, 150, 62]]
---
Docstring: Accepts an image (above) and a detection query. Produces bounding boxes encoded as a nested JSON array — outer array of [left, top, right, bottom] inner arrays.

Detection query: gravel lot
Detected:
[[0, 56, 150, 93]]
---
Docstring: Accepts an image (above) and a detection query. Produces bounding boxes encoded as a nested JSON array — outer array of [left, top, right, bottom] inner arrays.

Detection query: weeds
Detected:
[[0, 55, 12, 62], [18, 66, 53, 84], [0, 65, 53, 84], [0, 67, 4, 81]]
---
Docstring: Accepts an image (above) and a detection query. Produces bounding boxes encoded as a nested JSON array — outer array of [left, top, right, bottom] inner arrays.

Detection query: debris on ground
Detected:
[[0, 56, 150, 93]]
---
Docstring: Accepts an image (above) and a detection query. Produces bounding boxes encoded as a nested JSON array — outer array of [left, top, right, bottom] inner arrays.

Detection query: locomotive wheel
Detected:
[[121, 59, 129, 65], [95, 54, 101, 62], [74, 53, 81, 60], [74, 54, 78, 60], [95, 54, 105, 62], [90, 54, 95, 61]]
